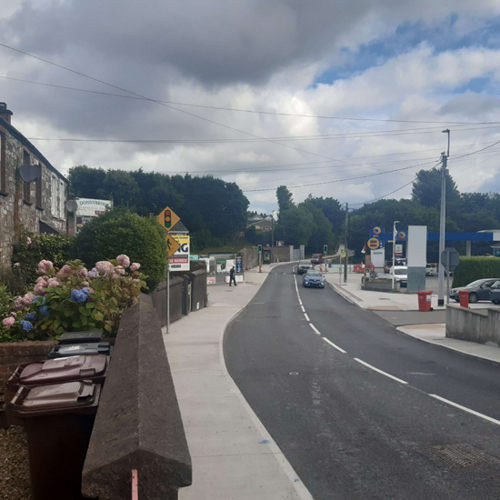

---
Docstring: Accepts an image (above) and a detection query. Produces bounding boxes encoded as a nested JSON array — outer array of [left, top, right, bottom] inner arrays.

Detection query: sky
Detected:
[[1, 1, 500, 214]]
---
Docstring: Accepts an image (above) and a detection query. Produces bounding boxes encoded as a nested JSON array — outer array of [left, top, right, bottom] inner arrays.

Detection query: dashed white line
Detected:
[[309, 323, 321, 335], [429, 394, 500, 427], [301, 305, 306, 313], [354, 358, 408, 385], [304, 313, 310, 322], [322, 337, 346, 353]]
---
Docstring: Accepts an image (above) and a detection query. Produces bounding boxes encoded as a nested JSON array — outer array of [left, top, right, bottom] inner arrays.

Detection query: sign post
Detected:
[[441, 247, 460, 304], [157, 206, 182, 334]]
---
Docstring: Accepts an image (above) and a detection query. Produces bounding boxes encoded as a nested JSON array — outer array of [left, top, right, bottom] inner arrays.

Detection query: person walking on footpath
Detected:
[[229, 266, 237, 286]]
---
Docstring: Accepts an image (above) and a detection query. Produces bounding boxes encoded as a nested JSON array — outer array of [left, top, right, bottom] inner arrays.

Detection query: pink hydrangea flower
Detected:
[[116, 254, 130, 268], [22, 292, 35, 306], [47, 278, 60, 288], [130, 263, 140, 272], [95, 261, 115, 276], [111, 273, 120, 279], [37, 260, 54, 275], [13, 262, 20, 267], [26, 237, 32, 245], [78, 268, 88, 278], [13, 297, 25, 310], [11, 312, 16, 317], [114, 266, 126, 275], [57, 265, 73, 277], [2, 316, 15, 328], [34, 282, 48, 295], [83, 286, 95, 294], [81, 281, 89, 287]]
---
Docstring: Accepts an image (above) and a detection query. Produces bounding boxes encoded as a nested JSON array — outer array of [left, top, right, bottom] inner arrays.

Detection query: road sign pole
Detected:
[[446, 251, 450, 305], [166, 264, 170, 334]]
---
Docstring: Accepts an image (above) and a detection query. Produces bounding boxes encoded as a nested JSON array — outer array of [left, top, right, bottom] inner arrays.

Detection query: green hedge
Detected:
[[74, 207, 168, 291], [452, 257, 500, 287]]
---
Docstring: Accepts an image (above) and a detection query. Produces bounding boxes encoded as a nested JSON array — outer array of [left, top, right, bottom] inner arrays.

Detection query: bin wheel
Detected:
[[493, 300, 500, 305], [468, 292, 478, 303], [454, 298, 460, 303]]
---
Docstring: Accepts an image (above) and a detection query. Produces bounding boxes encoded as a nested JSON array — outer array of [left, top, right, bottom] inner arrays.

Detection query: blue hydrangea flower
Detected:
[[81, 288, 90, 296], [26, 312, 36, 320], [21, 320, 33, 331], [32, 296, 46, 305], [70, 289, 88, 303], [39, 306, 50, 317]]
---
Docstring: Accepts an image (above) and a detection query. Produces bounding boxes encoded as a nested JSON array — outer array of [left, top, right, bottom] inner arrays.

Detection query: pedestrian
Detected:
[[229, 266, 237, 286]]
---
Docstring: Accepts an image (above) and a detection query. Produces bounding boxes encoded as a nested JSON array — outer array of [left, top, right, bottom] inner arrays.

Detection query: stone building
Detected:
[[0, 103, 70, 268]]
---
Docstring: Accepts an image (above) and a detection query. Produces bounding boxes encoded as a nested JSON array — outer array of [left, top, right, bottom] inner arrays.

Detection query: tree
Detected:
[[276, 186, 294, 213], [411, 168, 460, 209], [302, 195, 344, 233], [276, 206, 314, 246], [68, 165, 106, 198], [300, 202, 336, 253]]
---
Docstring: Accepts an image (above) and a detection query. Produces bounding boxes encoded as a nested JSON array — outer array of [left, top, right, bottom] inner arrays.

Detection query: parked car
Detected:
[[303, 269, 326, 288], [311, 253, 323, 265], [388, 266, 408, 287], [490, 281, 500, 304], [297, 260, 314, 275], [449, 278, 500, 303], [426, 265, 437, 276]]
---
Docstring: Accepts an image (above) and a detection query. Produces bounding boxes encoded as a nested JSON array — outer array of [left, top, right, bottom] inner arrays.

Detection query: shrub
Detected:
[[74, 207, 168, 290], [10, 228, 74, 294], [1, 256, 147, 340], [452, 257, 500, 287]]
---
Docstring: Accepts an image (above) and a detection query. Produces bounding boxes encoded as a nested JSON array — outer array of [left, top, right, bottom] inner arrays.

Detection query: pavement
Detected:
[[162, 264, 500, 499]]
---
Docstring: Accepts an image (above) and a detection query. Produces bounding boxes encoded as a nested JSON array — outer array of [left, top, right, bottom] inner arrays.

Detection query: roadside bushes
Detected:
[[74, 207, 167, 290], [10, 230, 74, 294], [452, 257, 500, 287], [1, 256, 147, 341]]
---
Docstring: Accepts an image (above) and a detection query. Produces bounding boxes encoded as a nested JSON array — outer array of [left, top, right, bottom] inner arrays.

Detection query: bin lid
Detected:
[[9, 381, 100, 416], [58, 330, 103, 345], [18, 355, 107, 386], [47, 342, 111, 359]]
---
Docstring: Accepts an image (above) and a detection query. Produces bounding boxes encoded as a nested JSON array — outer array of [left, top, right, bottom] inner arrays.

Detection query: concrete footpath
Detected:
[[325, 271, 500, 364], [163, 264, 313, 500]]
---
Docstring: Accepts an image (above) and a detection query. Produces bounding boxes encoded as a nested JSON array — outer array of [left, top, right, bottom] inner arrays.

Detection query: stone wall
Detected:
[[446, 304, 500, 346], [0, 109, 68, 268]]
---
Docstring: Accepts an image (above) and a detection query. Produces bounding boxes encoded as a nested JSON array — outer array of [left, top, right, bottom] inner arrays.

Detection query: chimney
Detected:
[[0, 103, 13, 124]]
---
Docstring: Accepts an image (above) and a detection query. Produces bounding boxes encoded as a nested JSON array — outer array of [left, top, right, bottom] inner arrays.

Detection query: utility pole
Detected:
[[344, 202, 348, 283], [438, 129, 450, 307], [392, 220, 399, 291]]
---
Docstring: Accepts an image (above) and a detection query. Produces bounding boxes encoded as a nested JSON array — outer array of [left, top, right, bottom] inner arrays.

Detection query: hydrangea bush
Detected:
[[0, 255, 147, 341]]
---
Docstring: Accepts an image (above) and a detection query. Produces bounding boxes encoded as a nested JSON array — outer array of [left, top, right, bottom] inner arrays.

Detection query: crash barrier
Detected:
[[446, 304, 500, 346], [82, 294, 192, 500], [353, 264, 375, 273]]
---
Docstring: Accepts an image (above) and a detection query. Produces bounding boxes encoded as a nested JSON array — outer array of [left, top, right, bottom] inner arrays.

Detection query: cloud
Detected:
[[1, 1, 500, 215]]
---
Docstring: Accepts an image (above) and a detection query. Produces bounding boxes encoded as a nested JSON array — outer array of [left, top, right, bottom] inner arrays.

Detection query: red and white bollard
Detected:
[[259, 264, 262, 273]]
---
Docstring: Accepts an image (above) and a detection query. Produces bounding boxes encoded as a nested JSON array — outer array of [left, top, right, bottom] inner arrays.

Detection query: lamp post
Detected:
[[438, 129, 451, 307], [392, 220, 400, 291]]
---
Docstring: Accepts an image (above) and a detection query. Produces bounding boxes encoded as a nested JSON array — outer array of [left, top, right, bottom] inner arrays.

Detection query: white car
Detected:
[[388, 266, 408, 287]]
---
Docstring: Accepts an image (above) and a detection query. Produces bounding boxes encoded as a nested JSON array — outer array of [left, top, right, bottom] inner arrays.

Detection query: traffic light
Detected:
[[323, 244, 328, 254], [258, 244, 262, 254], [164, 209, 172, 230]]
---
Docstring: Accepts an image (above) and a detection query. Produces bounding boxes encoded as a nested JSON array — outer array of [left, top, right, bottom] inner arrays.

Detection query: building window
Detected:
[[23, 150, 31, 203], [35, 164, 42, 207]]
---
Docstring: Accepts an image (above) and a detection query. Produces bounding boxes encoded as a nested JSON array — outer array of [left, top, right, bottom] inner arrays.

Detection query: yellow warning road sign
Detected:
[[157, 206, 180, 232], [165, 234, 181, 257]]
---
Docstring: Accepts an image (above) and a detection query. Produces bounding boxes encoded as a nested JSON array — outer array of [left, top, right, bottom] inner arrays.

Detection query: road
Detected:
[[225, 263, 500, 500]]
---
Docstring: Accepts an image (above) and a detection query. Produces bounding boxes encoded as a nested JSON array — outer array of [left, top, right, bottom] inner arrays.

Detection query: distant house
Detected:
[[0, 103, 71, 268], [247, 215, 274, 233]]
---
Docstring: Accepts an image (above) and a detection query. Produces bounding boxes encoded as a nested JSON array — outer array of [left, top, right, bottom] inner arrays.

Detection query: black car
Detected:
[[297, 260, 314, 275], [449, 278, 500, 303], [489, 281, 500, 304]]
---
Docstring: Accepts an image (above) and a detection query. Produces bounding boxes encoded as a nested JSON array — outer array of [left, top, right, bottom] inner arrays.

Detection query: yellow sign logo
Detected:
[[373, 227, 382, 236], [367, 238, 380, 250]]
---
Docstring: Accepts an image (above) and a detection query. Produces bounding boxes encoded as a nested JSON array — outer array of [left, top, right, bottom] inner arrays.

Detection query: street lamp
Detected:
[[392, 221, 400, 290]]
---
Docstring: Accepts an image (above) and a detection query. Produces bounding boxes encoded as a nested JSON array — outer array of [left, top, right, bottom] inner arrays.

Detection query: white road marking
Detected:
[[301, 305, 306, 313], [310, 323, 321, 335], [304, 313, 310, 322], [322, 337, 346, 353], [430, 394, 500, 427], [354, 358, 408, 385]]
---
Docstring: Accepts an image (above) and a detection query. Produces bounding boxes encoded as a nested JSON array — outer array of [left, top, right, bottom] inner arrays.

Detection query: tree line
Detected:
[[69, 165, 500, 259]]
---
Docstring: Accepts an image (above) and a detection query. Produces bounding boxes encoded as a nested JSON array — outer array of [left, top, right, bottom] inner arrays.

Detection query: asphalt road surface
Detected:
[[225, 263, 500, 500]]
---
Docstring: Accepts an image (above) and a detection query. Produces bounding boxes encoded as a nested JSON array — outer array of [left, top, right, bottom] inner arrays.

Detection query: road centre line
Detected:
[[322, 337, 346, 353], [301, 305, 306, 313], [304, 313, 310, 322], [310, 323, 321, 335], [354, 358, 408, 385], [429, 394, 500, 427]]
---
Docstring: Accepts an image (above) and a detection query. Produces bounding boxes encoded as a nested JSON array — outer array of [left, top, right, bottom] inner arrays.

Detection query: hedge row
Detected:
[[452, 257, 500, 287]]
